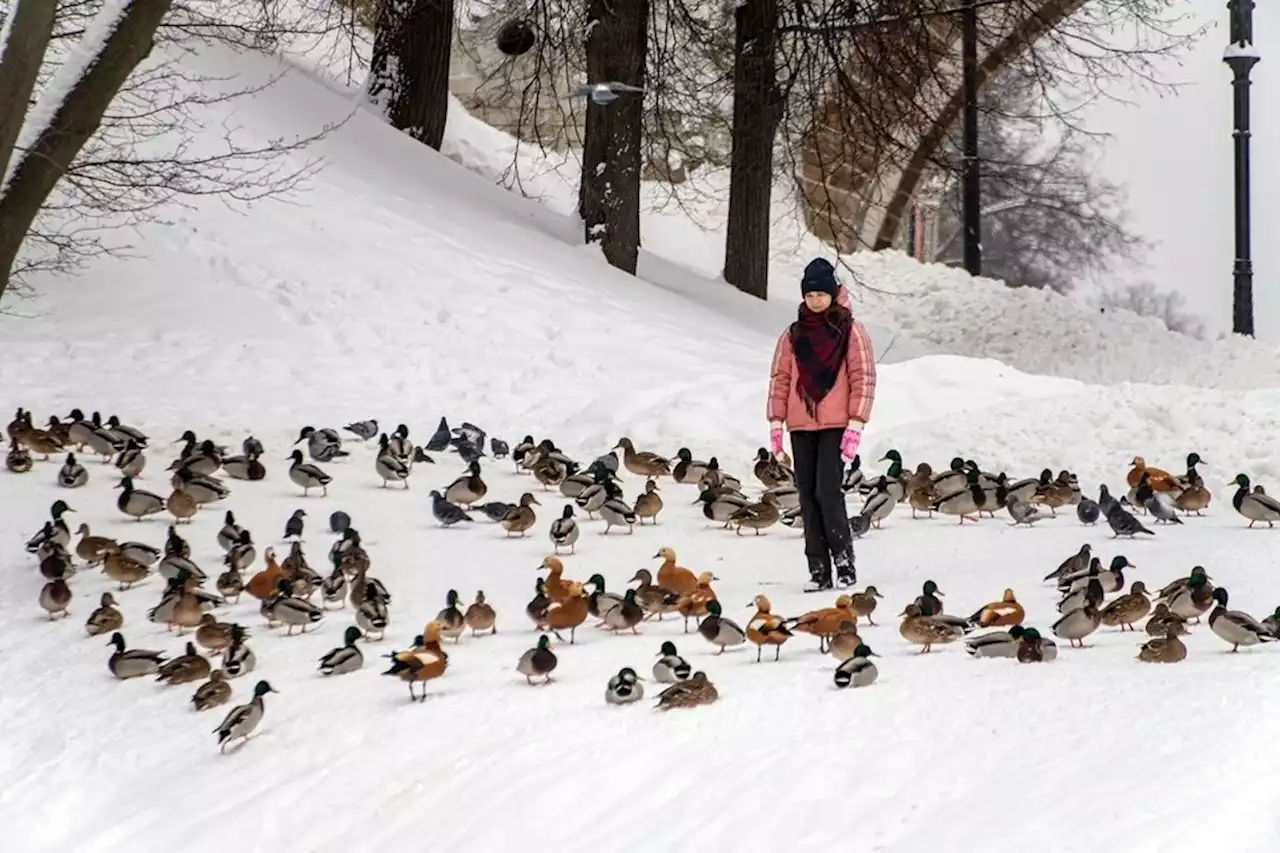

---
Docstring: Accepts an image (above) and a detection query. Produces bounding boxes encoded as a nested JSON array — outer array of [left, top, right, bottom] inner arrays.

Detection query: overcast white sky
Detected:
[[1086, 0, 1277, 340]]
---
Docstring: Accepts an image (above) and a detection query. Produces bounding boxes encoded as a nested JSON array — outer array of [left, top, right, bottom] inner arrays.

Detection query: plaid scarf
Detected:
[[790, 303, 852, 417]]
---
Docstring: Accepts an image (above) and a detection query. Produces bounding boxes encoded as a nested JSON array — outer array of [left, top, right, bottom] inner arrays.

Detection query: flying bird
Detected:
[[571, 81, 645, 106]]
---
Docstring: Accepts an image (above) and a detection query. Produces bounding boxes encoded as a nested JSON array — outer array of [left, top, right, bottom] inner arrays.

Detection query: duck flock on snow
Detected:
[[8, 407, 1280, 752]]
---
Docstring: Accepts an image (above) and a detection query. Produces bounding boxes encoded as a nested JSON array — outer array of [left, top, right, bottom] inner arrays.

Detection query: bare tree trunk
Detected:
[[579, 0, 608, 229], [724, 0, 780, 300], [0, 0, 176, 303], [367, 0, 454, 150], [0, 0, 58, 183], [582, 0, 648, 275]]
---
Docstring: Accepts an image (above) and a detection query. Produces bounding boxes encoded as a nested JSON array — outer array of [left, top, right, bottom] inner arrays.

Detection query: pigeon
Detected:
[[328, 511, 351, 534], [849, 509, 873, 539], [1106, 501, 1154, 538], [344, 420, 379, 441], [1144, 491, 1184, 525], [1076, 497, 1100, 525], [472, 501, 515, 523], [283, 509, 306, 540], [242, 436, 264, 457], [425, 418, 451, 452], [571, 81, 645, 105], [453, 422, 486, 450], [412, 447, 435, 465], [456, 440, 485, 465], [1097, 484, 1118, 516], [429, 490, 473, 527], [1007, 495, 1051, 526], [490, 438, 510, 459]]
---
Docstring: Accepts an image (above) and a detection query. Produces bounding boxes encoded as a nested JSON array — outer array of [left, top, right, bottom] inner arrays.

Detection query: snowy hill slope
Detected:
[[2, 40, 1280, 853]]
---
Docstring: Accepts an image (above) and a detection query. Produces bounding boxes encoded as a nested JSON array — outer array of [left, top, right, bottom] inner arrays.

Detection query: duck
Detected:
[[464, 590, 497, 637], [191, 670, 233, 711], [967, 589, 1025, 629], [746, 594, 792, 662], [106, 632, 166, 679], [964, 625, 1027, 658], [288, 449, 332, 496], [435, 590, 466, 643], [753, 448, 794, 489], [653, 640, 692, 683], [537, 555, 578, 604], [57, 454, 88, 488], [85, 592, 124, 636], [1015, 627, 1058, 663], [356, 584, 390, 641], [39, 564, 73, 619], [214, 510, 243, 552], [104, 415, 147, 448], [1262, 607, 1280, 638], [1051, 599, 1102, 648], [634, 480, 663, 524], [1125, 456, 1177, 491], [194, 614, 240, 655], [536, 581, 589, 644], [319, 553, 347, 609], [1228, 474, 1280, 527], [115, 476, 164, 521], [696, 600, 746, 654], [1138, 624, 1188, 663], [629, 568, 680, 621], [549, 504, 580, 554], [791, 594, 858, 652], [1164, 566, 1215, 623], [899, 601, 963, 653], [319, 626, 365, 675], [444, 460, 487, 506], [6, 439, 32, 472], [244, 544, 285, 602], [384, 423, 413, 460], [221, 451, 266, 481], [1100, 581, 1152, 631], [842, 456, 865, 494], [653, 546, 699, 596], [931, 467, 986, 523], [833, 644, 879, 688], [295, 426, 347, 462], [856, 478, 896, 530], [1030, 468, 1073, 514], [761, 483, 800, 512], [906, 466, 939, 518], [673, 448, 710, 485], [914, 580, 946, 616], [214, 680, 278, 752], [656, 671, 718, 710], [13, 413, 65, 459], [73, 523, 117, 566], [1058, 577, 1105, 616], [384, 622, 449, 701], [65, 409, 123, 459], [166, 486, 199, 524], [694, 487, 750, 528], [615, 438, 670, 478], [600, 495, 639, 535], [873, 450, 909, 501], [605, 667, 645, 705], [729, 499, 781, 535], [156, 641, 212, 685], [675, 571, 718, 632], [574, 469, 620, 519], [1145, 602, 1190, 637], [102, 550, 151, 590], [584, 574, 624, 623], [1208, 587, 1274, 652], [164, 525, 192, 560], [558, 470, 597, 500], [517, 634, 557, 685], [501, 493, 540, 537], [267, 578, 324, 636], [601, 589, 646, 634], [172, 466, 231, 505], [526, 579, 551, 627], [220, 625, 256, 679]]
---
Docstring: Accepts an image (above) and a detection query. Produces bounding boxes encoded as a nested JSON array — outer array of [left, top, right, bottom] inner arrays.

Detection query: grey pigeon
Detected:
[[242, 435, 265, 457], [1144, 491, 1184, 525], [453, 423, 486, 450], [1106, 501, 1154, 538], [1007, 496, 1051, 526], [1097, 484, 1118, 516], [490, 438, 510, 459], [849, 509, 873, 539], [283, 509, 306, 540], [1076, 497, 1100, 525], [472, 501, 515, 523], [344, 419, 379, 441], [571, 81, 645, 106], [426, 418, 450, 452], [328, 510, 351, 534], [456, 439, 485, 465], [429, 490, 473, 527]]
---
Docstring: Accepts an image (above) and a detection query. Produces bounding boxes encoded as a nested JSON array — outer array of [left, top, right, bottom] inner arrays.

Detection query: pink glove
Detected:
[[840, 427, 862, 462], [769, 425, 784, 457]]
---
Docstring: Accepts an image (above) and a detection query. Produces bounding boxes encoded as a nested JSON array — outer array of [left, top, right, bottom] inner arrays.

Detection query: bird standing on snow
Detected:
[[288, 450, 332, 497], [1106, 500, 1153, 538], [605, 667, 645, 705], [295, 426, 347, 462], [833, 644, 878, 688], [549, 504, 579, 554], [374, 434, 412, 488], [1076, 496, 1100, 525], [214, 679, 277, 752], [571, 81, 645, 105], [344, 419, 379, 441], [283, 509, 306, 540], [58, 454, 88, 488], [1007, 495, 1051, 526], [429, 490, 473, 527]]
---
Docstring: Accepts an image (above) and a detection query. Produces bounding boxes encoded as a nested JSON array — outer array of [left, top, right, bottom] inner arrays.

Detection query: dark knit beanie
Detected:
[[801, 258, 838, 297]]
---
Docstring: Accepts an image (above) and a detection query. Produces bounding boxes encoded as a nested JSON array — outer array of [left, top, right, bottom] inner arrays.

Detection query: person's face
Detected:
[[804, 291, 833, 312]]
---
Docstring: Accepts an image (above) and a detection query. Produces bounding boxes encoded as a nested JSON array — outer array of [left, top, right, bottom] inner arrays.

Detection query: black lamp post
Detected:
[[960, 0, 981, 277], [1224, 0, 1259, 337]]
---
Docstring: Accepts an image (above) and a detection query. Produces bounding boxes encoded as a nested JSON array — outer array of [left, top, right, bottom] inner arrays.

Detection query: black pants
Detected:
[[791, 428, 851, 562]]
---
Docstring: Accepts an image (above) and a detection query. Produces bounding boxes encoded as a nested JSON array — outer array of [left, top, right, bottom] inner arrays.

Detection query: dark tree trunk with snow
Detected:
[[0, 0, 176, 303], [724, 0, 780, 301], [367, 0, 454, 151], [0, 0, 58, 184], [580, 0, 648, 275]]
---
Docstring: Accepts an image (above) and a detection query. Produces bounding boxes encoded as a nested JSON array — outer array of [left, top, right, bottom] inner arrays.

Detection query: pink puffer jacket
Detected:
[[766, 286, 877, 431]]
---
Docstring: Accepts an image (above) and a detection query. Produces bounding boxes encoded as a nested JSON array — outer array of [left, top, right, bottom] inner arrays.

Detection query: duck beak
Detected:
[[873, 590, 883, 598], [652, 552, 661, 558]]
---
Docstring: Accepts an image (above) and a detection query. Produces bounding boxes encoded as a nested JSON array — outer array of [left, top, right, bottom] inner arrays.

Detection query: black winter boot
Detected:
[[833, 544, 857, 588], [804, 554, 834, 593]]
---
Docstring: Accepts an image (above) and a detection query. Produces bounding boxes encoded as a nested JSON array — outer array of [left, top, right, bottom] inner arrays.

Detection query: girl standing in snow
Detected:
[[767, 258, 876, 591]]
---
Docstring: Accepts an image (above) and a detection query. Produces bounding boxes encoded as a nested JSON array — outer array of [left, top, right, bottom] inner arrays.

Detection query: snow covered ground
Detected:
[[3, 36, 1280, 853]]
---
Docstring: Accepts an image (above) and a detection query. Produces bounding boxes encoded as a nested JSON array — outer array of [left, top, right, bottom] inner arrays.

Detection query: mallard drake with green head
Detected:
[[287, 450, 331, 497], [964, 625, 1026, 658], [107, 632, 166, 679], [605, 667, 645, 705], [1208, 587, 1275, 652], [1052, 599, 1101, 648], [115, 476, 164, 521], [1229, 474, 1280, 527], [319, 626, 365, 675], [517, 634, 557, 685], [931, 467, 986, 523], [1164, 566, 1215, 623], [673, 448, 710, 485], [697, 600, 745, 653], [833, 644, 878, 688], [694, 487, 749, 527], [214, 679, 277, 752]]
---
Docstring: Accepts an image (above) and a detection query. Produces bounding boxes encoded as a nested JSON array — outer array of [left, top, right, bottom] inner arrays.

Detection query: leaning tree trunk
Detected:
[[0, 0, 58, 184], [723, 0, 780, 300], [581, 0, 648, 275], [0, 0, 176, 303], [367, 0, 454, 151]]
